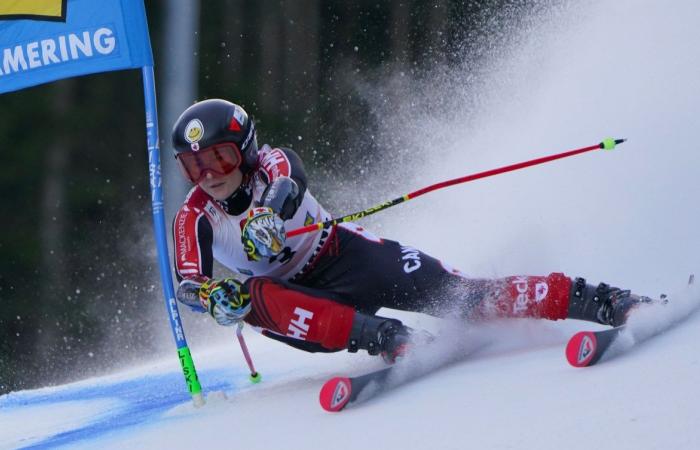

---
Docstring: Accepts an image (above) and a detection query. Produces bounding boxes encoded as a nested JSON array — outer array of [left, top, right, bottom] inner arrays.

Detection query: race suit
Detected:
[[172, 144, 573, 353]]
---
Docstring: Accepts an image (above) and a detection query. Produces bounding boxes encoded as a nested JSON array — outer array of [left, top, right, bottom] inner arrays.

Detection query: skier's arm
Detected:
[[257, 147, 307, 220], [241, 147, 309, 259], [172, 207, 214, 312]]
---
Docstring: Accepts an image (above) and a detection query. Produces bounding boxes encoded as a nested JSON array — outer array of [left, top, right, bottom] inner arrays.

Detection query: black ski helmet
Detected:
[[171, 99, 259, 175]]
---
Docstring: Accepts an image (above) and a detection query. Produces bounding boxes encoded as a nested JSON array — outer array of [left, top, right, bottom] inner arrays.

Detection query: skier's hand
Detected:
[[199, 278, 251, 326], [241, 206, 286, 261]]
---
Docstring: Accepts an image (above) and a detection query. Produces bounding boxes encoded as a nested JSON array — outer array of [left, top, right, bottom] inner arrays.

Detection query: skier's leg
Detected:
[[293, 223, 485, 315], [408, 270, 653, 327], [291, 223, 564, 319], [243, 276, 353, 351], [300, 224, 649, 326], [461, 274, 656, 326], [242, 276, 411, 358], [389, 266, 652, 327]]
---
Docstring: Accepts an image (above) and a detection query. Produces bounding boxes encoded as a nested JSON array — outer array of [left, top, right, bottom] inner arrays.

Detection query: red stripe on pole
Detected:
[[288, 223, 321, 237], [288, 141, 607, 238], [406, 144, 601, 200]]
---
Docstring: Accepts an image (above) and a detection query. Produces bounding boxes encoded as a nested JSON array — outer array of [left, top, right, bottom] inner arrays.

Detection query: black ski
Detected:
[[319, 366, 395, 412], [319, 329, 484, 412]]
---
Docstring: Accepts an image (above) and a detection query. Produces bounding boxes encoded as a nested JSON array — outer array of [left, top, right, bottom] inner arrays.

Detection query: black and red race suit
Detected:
[[173, 144, 573, 353]]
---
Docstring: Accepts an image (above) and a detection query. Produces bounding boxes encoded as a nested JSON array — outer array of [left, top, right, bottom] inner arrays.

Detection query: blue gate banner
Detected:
[[0, 0, 152, 94], [0, 0, 202, 400]]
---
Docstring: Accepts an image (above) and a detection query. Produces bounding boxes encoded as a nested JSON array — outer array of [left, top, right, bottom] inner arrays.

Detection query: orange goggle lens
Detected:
[[176, 143, 243, 183]]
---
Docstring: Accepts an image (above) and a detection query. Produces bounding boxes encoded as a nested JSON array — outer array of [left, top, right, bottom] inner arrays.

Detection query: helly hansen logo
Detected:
[[287, 307, 314, 340]]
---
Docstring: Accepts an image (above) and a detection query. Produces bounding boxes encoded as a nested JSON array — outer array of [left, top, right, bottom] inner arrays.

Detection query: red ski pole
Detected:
[[287, 138, 625, 238], [236, 322, 261, 383]]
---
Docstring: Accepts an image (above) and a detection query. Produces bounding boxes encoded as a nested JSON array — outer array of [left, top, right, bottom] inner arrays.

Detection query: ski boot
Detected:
[[567, 277, 656, 327], [347, 312, 413, 363]]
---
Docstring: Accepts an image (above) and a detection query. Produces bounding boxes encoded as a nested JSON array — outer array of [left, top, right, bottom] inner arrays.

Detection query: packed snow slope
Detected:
[[3, 294, 700, 450], [3, 1, 700, 449]]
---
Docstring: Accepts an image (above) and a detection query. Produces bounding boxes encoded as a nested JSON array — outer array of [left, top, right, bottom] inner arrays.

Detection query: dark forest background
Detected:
[[0, 0, 547, 394]]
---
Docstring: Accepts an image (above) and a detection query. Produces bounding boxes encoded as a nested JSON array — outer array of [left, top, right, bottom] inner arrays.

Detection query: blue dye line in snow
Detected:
[[0, 367, 241, 449]]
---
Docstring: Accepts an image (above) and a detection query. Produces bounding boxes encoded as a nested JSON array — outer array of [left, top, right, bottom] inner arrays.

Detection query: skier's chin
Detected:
[[204, 183, 235, 200], [200, 178, 239, 200]]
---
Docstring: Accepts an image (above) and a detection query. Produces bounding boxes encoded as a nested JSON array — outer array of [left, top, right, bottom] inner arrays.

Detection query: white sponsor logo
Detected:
[[400, 246, 422, 273], [184, 118, 204, 144], [512, 276, 529, 313], [577, 335, 595, 364], [233, 107, 246, 126], [331, 380, 350, 409], [168, 298, 185, 342], [535, 282, 549, 303], [0, 27, 117, 77], [287, 307, 314, 340], [242, 121, 255, 149], [176, 213, 189, 261]]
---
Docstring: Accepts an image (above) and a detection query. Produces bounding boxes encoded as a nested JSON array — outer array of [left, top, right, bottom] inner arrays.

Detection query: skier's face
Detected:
[[198, 168, 243, 200]]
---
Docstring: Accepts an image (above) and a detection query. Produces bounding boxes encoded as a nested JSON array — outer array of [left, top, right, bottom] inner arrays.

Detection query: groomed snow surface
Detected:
[[3, 0, 700, 448], [2, 291, 700, 450]]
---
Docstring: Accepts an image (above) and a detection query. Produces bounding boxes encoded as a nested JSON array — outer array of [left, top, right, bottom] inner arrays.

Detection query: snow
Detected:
[[0, 399, 123, 448], [3, 297, 700, 449], [3, 0, 700, 449]]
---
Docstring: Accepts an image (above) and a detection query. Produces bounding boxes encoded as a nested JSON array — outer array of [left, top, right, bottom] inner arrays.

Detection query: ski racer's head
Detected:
[[171, 99, 259, 200]]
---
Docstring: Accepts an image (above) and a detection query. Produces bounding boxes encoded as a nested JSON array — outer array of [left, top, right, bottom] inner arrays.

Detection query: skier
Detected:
[[171, 99, 652, 362]]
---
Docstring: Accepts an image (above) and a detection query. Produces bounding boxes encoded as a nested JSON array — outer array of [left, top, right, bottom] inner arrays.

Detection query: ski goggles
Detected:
[[176, 143, 243, 183]]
